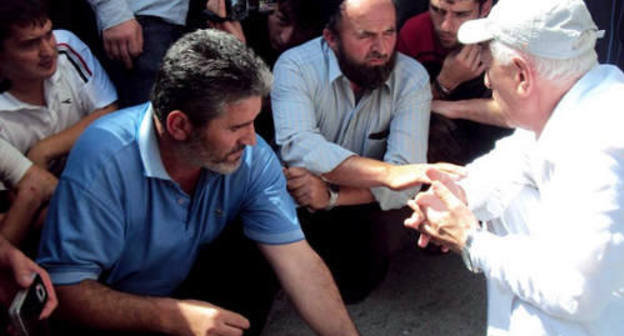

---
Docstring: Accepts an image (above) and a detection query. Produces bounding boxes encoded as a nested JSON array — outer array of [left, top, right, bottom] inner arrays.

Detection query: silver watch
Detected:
[[325, 184, 339, 211], [461, 226, 482, 274]]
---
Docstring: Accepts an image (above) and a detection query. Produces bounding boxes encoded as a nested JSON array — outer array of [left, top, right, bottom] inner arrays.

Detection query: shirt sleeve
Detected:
[[0, 137, 32, 188], [462, 129, 535, 221], [86, 0, 135, 32], [272, 51, 357, 175], [55, 30, 118, 112], [239, 138, 305, 244], [36, 127, 126, 285], [371, 56, 431, 210], [467, 138, 624, 322]]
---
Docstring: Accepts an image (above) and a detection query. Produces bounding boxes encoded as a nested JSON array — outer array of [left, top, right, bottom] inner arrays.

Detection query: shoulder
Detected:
[[275, 37, 325, 71], [392, 53, 430, 88], [55, 30, 97, 83], [400, 11, 432, 33], [67, 105, 145, 174]]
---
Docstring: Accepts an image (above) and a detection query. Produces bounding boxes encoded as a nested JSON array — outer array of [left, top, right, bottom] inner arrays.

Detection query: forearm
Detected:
[[433, 98, 510, 128], [260, 242, 358, 336], [0, 193, 43, 245], [321, 156, 395, 189], [56, 280, 178, 333], [334, 186, 375, 207], [31, 104, 117, 162]]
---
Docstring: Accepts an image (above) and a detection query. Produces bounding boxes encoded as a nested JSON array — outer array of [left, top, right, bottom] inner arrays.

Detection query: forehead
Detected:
[[7, 19, 52, 42], [430, 0, 480, 11], [341, 0, 396, 32]]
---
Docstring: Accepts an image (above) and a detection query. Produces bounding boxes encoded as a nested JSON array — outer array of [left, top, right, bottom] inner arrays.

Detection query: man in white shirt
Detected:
[[405, 0, 624, 335], [0, 0, 118, 245]]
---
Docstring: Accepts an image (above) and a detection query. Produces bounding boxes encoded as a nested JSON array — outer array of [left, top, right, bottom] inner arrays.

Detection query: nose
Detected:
[[241, 123, 257, 147], [371, 35, 390, 57], [40, 36, 55, 57], [440, 13, 455, 32]]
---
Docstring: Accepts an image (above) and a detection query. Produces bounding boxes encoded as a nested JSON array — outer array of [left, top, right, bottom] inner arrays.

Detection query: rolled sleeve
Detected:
[[373, 56, 431, 210], [86, 0, 134, 32], [0, 138, 32, 188]]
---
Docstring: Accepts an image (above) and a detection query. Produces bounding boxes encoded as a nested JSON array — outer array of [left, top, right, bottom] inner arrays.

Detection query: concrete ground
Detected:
[[261, 242, 487, 335]]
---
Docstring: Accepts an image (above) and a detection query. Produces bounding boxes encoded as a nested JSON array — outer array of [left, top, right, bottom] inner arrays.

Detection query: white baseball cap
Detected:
[[457, 0, 604, 59]]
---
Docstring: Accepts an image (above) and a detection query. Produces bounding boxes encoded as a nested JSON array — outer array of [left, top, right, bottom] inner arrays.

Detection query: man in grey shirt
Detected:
[[272, 0, 461, 303]]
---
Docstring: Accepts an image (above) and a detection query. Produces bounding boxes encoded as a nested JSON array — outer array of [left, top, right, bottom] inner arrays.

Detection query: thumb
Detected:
[[431, 181, 462, 210]]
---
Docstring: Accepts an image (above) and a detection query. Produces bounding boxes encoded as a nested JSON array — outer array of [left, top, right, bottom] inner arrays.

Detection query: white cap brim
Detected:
[[458, 18, 495, 45]]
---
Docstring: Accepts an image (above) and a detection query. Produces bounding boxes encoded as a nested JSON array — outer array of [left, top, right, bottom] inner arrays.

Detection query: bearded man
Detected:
[[271, 0, 456, 303]]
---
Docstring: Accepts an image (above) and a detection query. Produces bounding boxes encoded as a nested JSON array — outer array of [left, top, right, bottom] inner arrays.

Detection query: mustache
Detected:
[[366, 51, 389, 62], [227, 145, 246, 156]]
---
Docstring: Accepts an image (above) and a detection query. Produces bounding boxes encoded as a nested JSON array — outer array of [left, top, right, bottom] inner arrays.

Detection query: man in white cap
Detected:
[[404, 0, 624, 335]]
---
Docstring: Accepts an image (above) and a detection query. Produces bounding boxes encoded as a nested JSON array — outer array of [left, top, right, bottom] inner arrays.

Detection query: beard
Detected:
[[181, 131, 245, 175], [334, 40, 397, 91]]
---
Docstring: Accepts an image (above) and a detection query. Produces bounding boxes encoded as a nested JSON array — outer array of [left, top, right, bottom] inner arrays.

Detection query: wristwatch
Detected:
[[325, 184, 340, 211], [434, 76, 453, 98], [461, 226, 482, 274]]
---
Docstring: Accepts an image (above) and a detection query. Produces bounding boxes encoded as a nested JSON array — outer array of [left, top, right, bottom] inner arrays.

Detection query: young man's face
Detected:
[[184, 96, 261, 175], [0, 19, 57, 84], [326, 0, 398, 89], [429, 0, 484, 49]]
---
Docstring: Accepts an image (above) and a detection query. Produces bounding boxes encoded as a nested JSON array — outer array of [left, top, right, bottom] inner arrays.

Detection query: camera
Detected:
[[226, 0, 249, 21]]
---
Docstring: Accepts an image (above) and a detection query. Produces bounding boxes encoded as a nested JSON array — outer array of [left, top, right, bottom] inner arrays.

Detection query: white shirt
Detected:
[[0, 30, 117, 188], [463, 64, 624, 335]]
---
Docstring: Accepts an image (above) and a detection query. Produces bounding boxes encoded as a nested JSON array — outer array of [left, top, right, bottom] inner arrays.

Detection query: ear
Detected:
[[323, 28, 338, 51], [479, 0, 493, 17], [165, 110, 193, 141], [512, 57, 532, 97]]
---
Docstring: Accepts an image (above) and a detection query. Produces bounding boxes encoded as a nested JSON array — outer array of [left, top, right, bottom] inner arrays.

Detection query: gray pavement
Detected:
[[262, 243, 487, 335]]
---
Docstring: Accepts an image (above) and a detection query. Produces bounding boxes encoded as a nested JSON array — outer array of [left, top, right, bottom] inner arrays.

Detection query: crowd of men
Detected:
[[0, 0, 622, 335]]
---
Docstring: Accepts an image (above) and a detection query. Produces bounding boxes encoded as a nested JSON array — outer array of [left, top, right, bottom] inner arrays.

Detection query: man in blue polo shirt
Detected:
[[37, 29, 358, 336]]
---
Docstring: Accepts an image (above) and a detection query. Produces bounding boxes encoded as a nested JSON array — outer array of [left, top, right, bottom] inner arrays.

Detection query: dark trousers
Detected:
[[298, 203, 411, 304], [49, 220, 278, 336], [106, 16, 185, 108]]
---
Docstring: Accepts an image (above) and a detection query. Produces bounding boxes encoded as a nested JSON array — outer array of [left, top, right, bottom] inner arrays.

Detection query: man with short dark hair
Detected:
[[0, 0, 117, 245], [398, 0, 510, 165], [272, 0, 463, 303], [37, 29, 359, 336]]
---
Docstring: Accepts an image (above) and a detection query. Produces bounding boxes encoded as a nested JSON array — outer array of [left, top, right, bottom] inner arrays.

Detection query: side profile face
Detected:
[[267, 1, 305, 53], [0, 19, 57, 84], [482, 46, 519, 127], [429, 0, 486, 49], [185, 96, 262, 174]]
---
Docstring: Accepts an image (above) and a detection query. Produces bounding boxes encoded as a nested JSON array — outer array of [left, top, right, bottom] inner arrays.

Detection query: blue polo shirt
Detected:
[[37, 103, 304, 295]]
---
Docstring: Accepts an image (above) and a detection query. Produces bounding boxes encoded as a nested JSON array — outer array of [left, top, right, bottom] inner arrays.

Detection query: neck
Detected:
[[154, 119, 201, 195], [532, 78, 577, 138], [8, 78, 46, 106]]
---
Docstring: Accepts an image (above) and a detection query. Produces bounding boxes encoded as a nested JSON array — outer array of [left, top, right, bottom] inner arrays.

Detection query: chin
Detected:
[[205, 159, 242, 175]]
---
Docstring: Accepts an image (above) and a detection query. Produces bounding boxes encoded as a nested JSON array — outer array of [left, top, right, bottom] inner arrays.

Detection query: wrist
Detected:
[[153, 297, 180, 334], [460, 224, 482, 273], [434, 76, 454, 97], [325, 184, 340, 210]]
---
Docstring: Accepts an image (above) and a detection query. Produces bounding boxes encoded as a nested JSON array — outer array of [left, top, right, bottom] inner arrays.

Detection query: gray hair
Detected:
[[151, 29, 272, 126], [489, 40, 597, 84]]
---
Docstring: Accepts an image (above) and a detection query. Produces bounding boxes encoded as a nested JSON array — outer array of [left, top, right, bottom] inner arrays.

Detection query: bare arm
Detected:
[[321, 156, 466, 191], [27, 103, 118, 168], [431, 98, 511, 128], [55, 280, 249, 335], [0, 165, 57, 245], [259, 240, 359, 336]]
